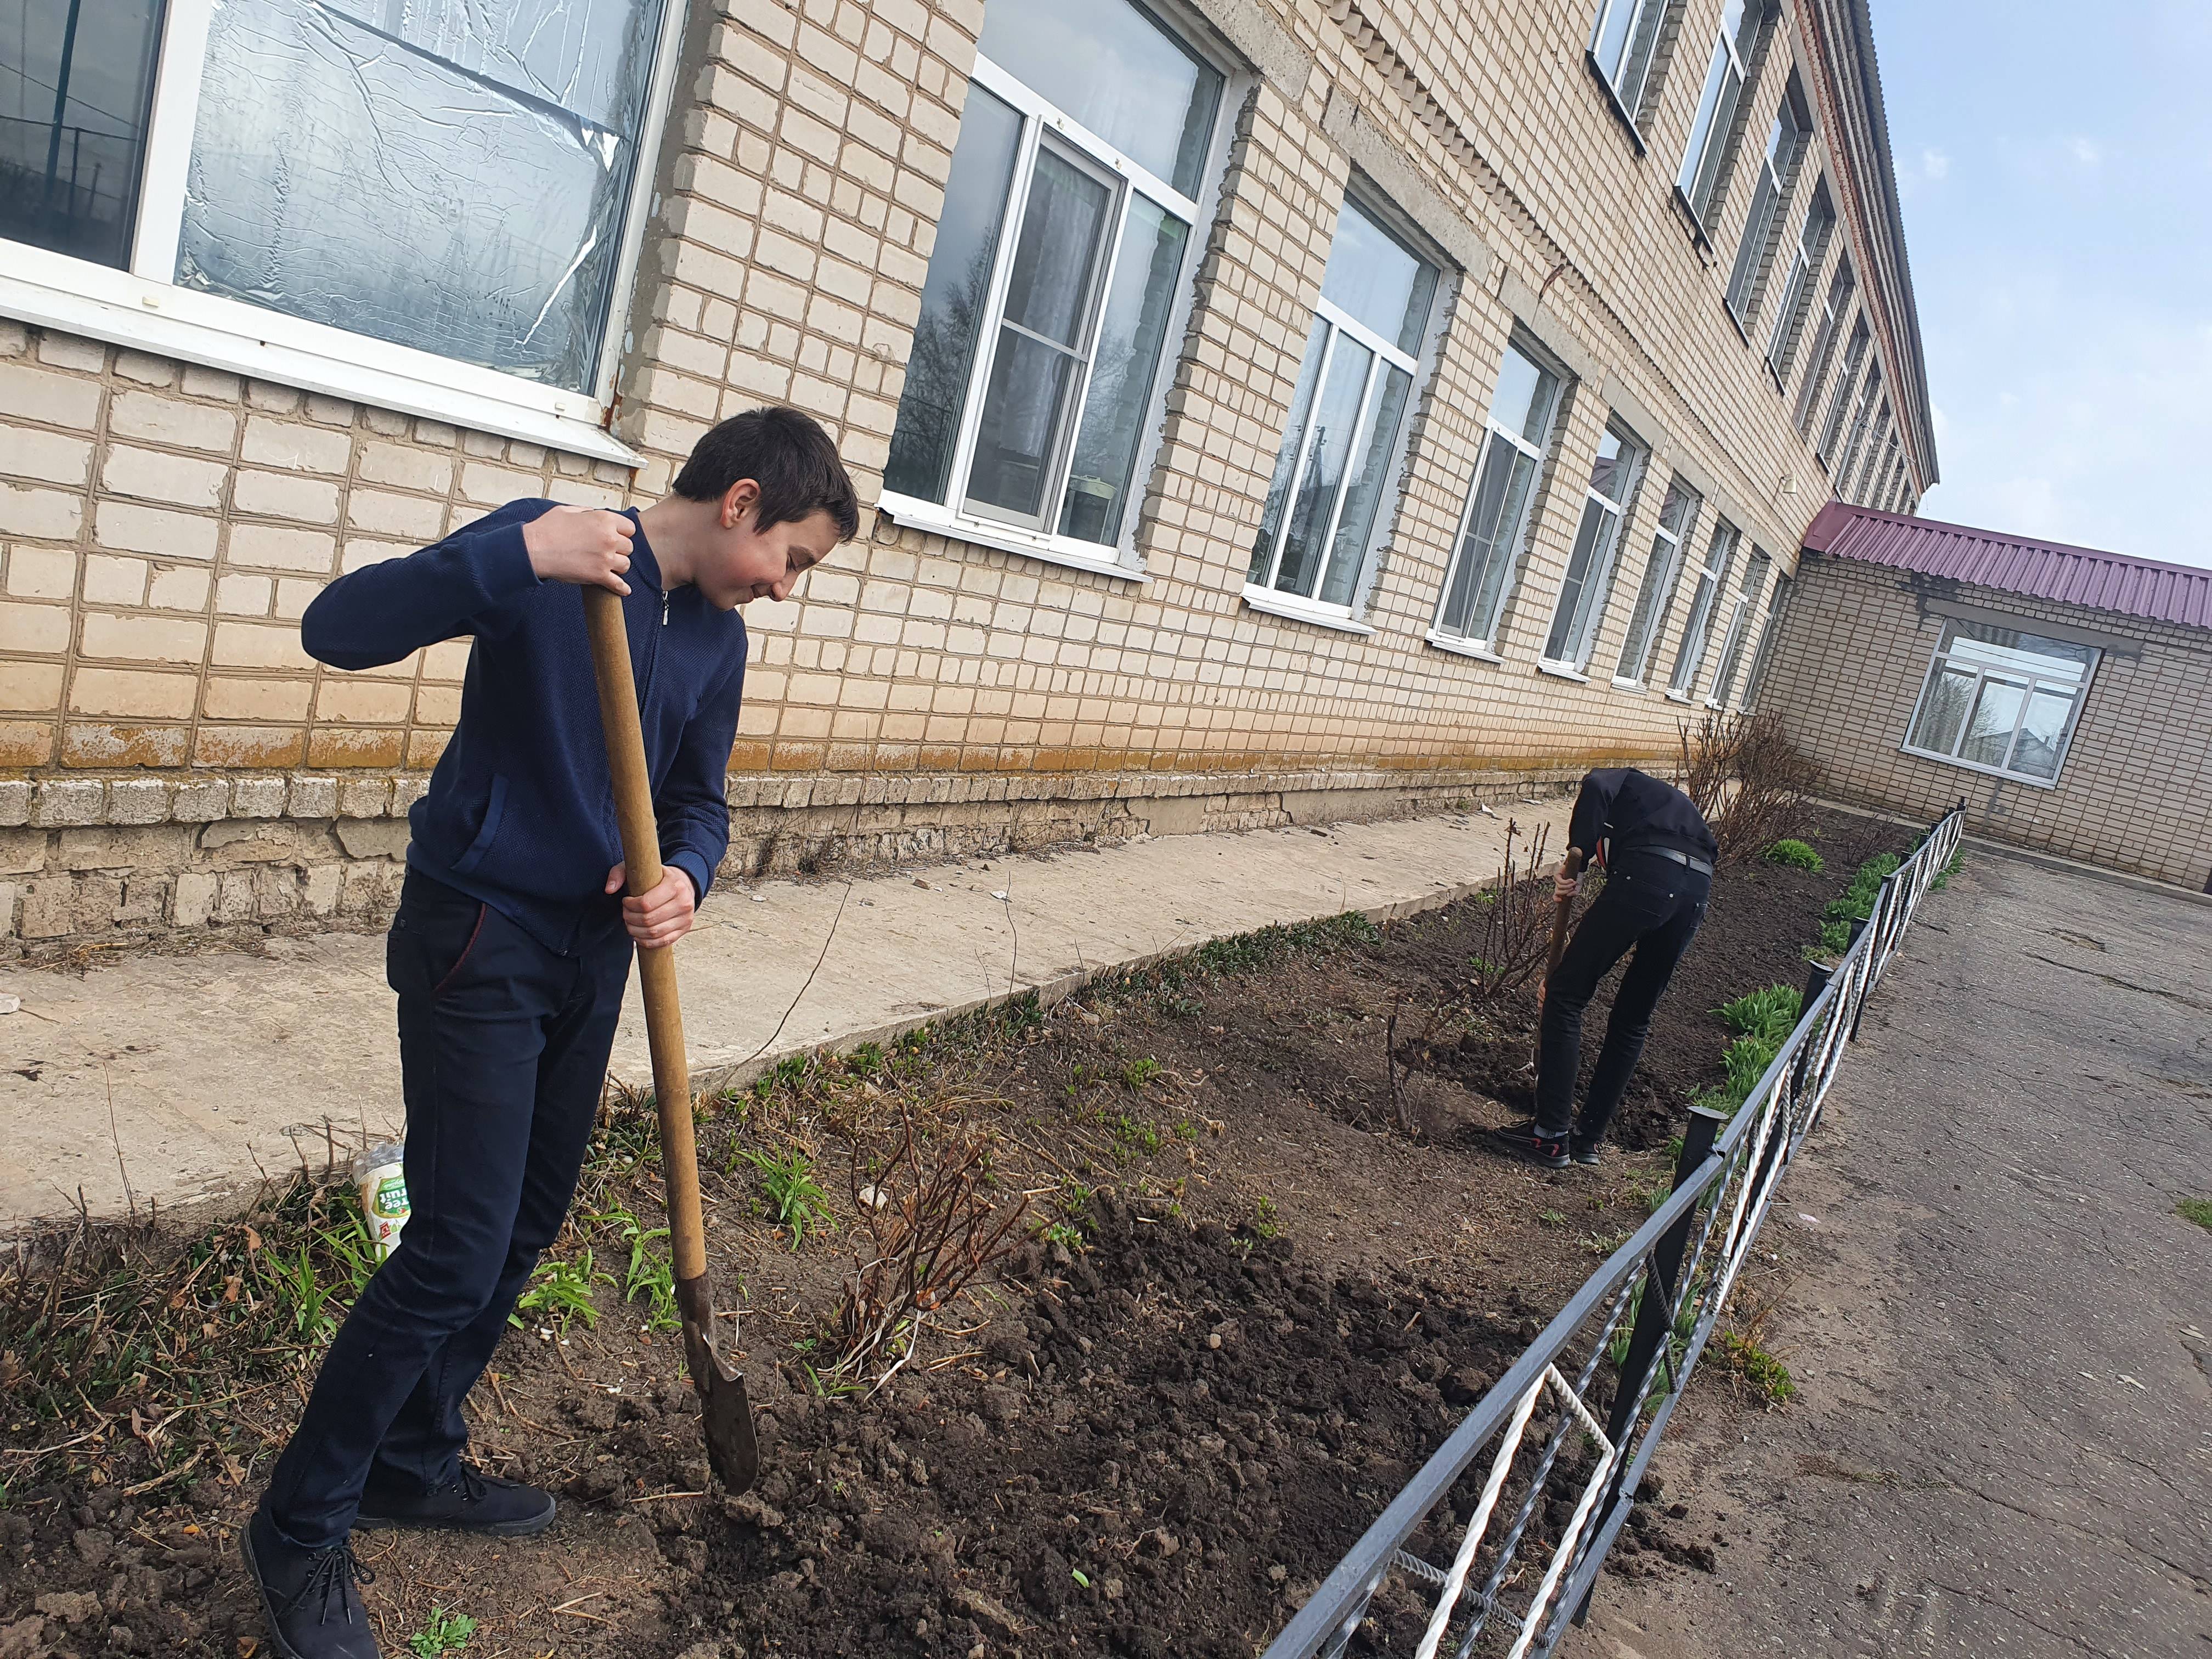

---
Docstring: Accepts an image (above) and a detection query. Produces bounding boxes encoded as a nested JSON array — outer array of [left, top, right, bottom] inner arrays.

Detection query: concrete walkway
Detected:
[[1582, 851, 2212, 1657], [0, 801, 1571, 1227]]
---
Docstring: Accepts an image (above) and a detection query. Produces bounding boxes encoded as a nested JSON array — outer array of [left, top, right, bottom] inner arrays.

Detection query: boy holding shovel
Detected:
[[247, 407, 858, 1659]]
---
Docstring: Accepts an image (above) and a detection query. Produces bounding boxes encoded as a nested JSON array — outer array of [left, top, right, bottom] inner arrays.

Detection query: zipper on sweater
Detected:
[[661, 591, 669, 627]]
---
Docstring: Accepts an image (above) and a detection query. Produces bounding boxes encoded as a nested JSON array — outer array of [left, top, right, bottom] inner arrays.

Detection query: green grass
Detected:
[[1121, 1056, 1164, 1088], [585, 1204, 679, 1333], [1763, 838, 1823, 871], [740, 1148, 834, 1249], [1695, 983, 1804, 1116], [1249, 1194, 1280, 1240], [1929, 849, 1966, 891], [1721, 1333, 1797, 1404], [510, 1251, 610, 1333], [407, 1606, 477, 1656], [2176, 1197, 2212, 1232]]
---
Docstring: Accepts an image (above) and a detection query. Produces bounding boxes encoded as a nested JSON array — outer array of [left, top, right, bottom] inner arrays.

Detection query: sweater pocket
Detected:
[[449, 774, 509, 876]]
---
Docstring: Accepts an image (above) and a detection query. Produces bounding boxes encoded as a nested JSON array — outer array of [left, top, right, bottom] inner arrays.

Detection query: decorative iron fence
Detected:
[[1264, 805, 1967, 1659]]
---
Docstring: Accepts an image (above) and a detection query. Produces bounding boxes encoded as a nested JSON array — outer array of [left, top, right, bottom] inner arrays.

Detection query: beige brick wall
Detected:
[[1753, 555, 2212, 891], [0, 0, 1927, 951]]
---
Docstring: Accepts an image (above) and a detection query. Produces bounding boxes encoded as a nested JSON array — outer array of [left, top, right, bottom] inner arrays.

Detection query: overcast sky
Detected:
[[1876, 1, 2211, 566]]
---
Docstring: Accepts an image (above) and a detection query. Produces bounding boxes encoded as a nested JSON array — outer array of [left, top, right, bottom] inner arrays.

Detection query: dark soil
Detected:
[[0, 810, 1905, 1659]]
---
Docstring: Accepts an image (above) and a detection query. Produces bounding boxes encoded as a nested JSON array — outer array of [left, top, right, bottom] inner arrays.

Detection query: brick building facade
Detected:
[[1753, 505, 2212, 894], [0, 0, 1933, 951]]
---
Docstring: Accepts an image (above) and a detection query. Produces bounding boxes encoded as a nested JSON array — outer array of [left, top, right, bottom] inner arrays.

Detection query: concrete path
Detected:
[[0, 800, 1571, 1228], [1582, 853, 2212, 1657]]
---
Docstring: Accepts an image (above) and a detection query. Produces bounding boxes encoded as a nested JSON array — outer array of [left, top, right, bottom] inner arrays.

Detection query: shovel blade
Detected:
[[696, 1353, 759, 1493]]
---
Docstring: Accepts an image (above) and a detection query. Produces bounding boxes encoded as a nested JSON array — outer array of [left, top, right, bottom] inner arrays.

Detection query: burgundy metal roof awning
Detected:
[[1800, 503, 2212, 631]]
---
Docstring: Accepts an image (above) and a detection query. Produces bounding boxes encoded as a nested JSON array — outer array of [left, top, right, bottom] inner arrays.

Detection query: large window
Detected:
[[1817, 317, 1871, 464], [1769, 188, 1835, 384], [1904, 620, 2100, 785], [1431, 338, 1564, 652], [1724, 82, 1809, 326], [1, 0, 680, 438], [1836, 374, 1885, 495], [1705, 547, 1768, 708], [1668, 516, 1739, 697], [1793, 261, 1854, 431], [1588, 0, 1667, 128], [1, 0, 162, 268], [1248, 195, 1438, 618], [1677, 0, 1766, 228], [1614, 475, 1700, 686], [883, 0, 1224, 568], [1742, 569, 1792, 706], [1543, 419, 1647, 673]]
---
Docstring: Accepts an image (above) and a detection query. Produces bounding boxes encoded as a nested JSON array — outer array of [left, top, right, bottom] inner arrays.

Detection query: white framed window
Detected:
[[1614, 474, 1700, 687], [0, 0, 685, 460], [1429, 337, 1565, 653], [1769, 189, 1836, 384], [1678, 0, 1765, 227], [880, 0, 1228, 579], [1589, 0, 1667, 129], [1817, 316, 1871, 464], [1541, 419, 1647, 674], [1705, 546, 1768, 708], [1854, 408, 1897, 505], [1246, 194, 1439, 624], [1793, 261, 1854, 431], [1836, 373, 1885, 495], [1725, 80, 1809, 327], [1903, 619, 2100, 786], [1667, 515, 1739, 697], [1742, 568, 1792, 705]]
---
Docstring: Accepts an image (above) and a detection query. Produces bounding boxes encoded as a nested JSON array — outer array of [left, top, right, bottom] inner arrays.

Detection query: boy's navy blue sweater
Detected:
[[301, 499, 745, 954]]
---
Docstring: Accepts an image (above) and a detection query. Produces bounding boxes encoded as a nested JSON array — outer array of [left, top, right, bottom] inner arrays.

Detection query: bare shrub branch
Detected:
[[1677, 712, 1820, 863], [1466, 819, 1555, 1006]]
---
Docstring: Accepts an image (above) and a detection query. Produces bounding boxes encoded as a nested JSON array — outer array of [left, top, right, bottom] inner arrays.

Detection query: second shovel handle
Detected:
[[582, 585, 707, 1285]]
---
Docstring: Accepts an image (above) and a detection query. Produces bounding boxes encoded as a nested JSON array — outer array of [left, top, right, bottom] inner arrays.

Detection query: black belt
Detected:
[[1618, 844, 1713, 877]]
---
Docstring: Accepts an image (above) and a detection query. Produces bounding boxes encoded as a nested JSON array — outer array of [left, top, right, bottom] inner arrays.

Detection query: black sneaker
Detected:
[[242, 1506, 382, 1659], [1569, 1137, 1602, 1167], [1486, 1122, 1570, 1169], [357, 1463, 556, 1537]]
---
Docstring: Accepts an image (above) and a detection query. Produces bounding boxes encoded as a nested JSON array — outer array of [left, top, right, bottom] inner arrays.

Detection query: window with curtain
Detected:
[[1668, 517, 1739, 696], [1724, 82, 1809, 326], [1793, 261, 1854, 431], [1705, 548, 1768, 708], [1768, 184, 1835, 382], [1543, 419, 1647, 672], [1677, 0, 1766, 227], [1248, 195, 1439, 613], [1588, 0, 1667, 127], [1615, 475, 1700, 686], [0, 0, 162, 268], [1818, 317, 1871, 463], [1431, 338, 1565, 651], [1904, 620, 2100, 784], [881, 0, 1224, 558]]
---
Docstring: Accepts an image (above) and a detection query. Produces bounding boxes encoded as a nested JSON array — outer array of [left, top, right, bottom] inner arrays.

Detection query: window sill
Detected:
[[1242, 584, 1375, 635], [1723, 298, 1754, 349], [1584, 52, 1649, 157], [1534, 658, 1593, 684], [1664, 688, 1696, 704], [1670, 186, 1717, 263], [876, 493, 1148, 584], [1424, 630, 1506, 664], [1898, 743, 2062, 792], [0, 242, 640, 466], [1611, 674, 1649, 692]]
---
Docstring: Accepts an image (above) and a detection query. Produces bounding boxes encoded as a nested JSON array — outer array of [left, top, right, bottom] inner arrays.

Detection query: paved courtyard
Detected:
[[1584, 851, 2212, 1657]]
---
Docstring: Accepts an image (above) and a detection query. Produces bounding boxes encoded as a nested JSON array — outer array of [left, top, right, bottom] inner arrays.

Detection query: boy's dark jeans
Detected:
[[263, 872, 632, 1550], [1536, 849, 1710, 1143]]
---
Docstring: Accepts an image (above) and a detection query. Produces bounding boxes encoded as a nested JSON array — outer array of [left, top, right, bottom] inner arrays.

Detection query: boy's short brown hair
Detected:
[[673, 405, 860, 540]]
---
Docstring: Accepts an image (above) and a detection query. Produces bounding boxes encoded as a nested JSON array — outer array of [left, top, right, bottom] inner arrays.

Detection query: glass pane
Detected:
[[1616, 0, 1666, 114], [1321, 198, 1436, 355], [2010, 689, 2076, 779], [0, 0, 161, 267], [1960, 676, 2028, 769], [884, 88, 1024, 503], [1588, 426, 1640, 505], [1618, 511, 1686, 682], [1725, 166, 1778, 315], [1670, 572, 1718, 692], [1273, 333, 1372, 599], [965, 148, 1114, 523], [1057, 197, 1189, 546], [1318, 363, 1412, 606], [1908, 665, 1976, 755], [180, 0, 667, 391], [976, 0, 1221, 197], [1711, 595, 1753, 704], [1942, 621, 2095, 683], [1677, 40, 1733, 202], [1592, 0, 1637, 80], [1440, 441, 1539, 641], [1250, 326, 1328, 582], [1548, 496, 1617, 662]]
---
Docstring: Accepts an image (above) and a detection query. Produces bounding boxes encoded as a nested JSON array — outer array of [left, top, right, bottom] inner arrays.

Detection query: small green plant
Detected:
[[1721, 1332, 1798, 1404], [1122, 1056, 1164, 1088], [2176, 1197, 2212, 1232], [1929, 849, 1966, 891], [1539, 1207, 1567, 1227], [1763, 838, 1824, 872], [407, 1607, 477, 1657], [510, 1252, 610, 1333], [1040, 1218, 1084, 1251], [1822, 853, 1901, 930], [1250, 1194, 1280, 1239], [1719, 984, 1801, 1046], [742, 1148, 835, 1249], [1111, 1114, 1161, 1155], [263, 1244, 337, 1344]]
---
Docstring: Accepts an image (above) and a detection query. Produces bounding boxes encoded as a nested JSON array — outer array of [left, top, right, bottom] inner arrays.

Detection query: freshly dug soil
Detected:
[[0, 809, 1905, 1659]]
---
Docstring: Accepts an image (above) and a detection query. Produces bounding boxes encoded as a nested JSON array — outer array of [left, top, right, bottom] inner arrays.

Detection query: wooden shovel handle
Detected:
[[582, 585, 707, 1286], [1544, 849, 1585, 985]]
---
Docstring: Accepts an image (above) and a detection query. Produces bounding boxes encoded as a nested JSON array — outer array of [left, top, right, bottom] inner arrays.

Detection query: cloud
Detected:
[[2068, 136, 2102, 166], [1921, 147, 1951, 180]]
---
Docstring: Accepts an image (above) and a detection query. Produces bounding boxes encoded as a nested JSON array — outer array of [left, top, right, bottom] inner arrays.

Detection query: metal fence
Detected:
[[1263, 805, 1967, 1659]]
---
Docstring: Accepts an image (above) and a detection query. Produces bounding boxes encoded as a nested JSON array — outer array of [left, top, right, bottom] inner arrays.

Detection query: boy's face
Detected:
[[699, 481, 842, 610]]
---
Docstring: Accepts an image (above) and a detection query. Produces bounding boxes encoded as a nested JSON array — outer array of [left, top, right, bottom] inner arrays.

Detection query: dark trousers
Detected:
[[263, 872, 633, 1550], [1536, 849, 1709, 1142]]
